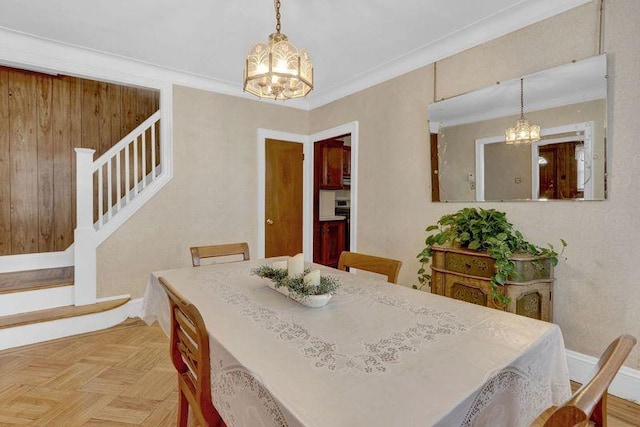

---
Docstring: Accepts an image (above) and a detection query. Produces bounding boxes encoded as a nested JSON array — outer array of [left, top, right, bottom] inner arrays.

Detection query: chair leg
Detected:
[[177, 389, 189, 427], [590, 393, 607, 427]]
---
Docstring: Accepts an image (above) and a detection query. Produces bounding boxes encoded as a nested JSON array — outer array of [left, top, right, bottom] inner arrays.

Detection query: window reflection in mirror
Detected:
[[429, 54, 607, 202]]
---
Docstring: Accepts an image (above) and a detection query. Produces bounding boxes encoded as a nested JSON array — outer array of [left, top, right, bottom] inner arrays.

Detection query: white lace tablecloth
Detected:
[[142, 258, 571, 427]]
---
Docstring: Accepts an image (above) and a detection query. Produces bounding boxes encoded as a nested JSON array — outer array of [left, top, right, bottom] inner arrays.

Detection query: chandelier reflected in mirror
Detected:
[[505, 78, 540, 145], [243, 0, 313, 100]]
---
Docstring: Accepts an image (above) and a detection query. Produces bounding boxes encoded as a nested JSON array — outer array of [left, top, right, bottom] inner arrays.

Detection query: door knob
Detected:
[[266, 218, 274, 225]]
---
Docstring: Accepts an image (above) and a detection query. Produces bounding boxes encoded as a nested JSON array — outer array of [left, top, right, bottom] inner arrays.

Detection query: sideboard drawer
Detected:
[[444, 251, 494, 278], [430, 245, 554, 322]]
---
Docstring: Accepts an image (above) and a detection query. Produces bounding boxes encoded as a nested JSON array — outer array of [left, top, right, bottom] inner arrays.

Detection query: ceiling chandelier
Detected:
[[505, 78, 540, 145], [243, 0, 313, 100]]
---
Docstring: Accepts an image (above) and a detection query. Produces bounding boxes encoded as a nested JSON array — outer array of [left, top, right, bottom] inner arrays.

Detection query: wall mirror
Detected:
[[429, 54, 607, 202]]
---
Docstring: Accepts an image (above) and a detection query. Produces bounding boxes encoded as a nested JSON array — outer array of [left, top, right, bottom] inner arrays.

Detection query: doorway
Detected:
[[257, 129, 309, 259], [257, 122, 358, 261], [312, 134, 351, 267], [310, 122, 359, 262], [537, 141, 584, 200], [474, 122, 593, 201]]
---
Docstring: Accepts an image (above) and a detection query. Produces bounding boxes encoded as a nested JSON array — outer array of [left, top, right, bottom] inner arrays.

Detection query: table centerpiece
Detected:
[[252, 254, 340, 307]]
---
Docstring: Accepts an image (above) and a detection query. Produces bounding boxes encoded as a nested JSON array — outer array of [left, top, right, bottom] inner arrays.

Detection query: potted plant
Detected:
[[416, 207, 566, 304]]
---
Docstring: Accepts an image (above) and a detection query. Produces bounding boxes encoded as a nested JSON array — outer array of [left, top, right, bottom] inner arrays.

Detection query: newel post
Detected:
[[74, 148, 97, 306]]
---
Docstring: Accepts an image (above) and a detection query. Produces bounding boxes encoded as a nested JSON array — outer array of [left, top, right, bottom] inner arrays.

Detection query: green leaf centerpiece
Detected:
[[252, 254, 340, 307]]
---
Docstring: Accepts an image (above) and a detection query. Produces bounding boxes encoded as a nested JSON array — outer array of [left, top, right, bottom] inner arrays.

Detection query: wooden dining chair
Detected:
[[190, 242, 250, 267], [337, 251, 402, 284], [158, 277, 226, 427], [531, 334, 636, 427]]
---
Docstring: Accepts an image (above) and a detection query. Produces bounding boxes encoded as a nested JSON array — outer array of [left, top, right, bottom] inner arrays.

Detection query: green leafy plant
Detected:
[[252, 265, 341, 300], [415, 207, 566, 304]]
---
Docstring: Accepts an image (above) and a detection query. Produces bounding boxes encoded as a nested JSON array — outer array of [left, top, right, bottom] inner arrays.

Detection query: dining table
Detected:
[[141, 257, 571, 427]]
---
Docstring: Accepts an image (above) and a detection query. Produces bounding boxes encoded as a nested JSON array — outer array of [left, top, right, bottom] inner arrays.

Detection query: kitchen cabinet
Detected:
[[343, 146, 351, 178], [318, 220, 345, 267], [318, 140, 343, 189], [429, 245, 554, 321]]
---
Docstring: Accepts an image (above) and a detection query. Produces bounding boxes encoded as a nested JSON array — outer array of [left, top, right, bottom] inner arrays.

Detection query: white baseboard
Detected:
[[0, 297, 142, 351], [123, 297, 144, 318], [0, 286, 74, 316], [567, 349, 640, 403]]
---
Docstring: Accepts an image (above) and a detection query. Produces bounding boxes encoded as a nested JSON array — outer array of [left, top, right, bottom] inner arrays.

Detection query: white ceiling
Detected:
[[0, 0, 590, 108]]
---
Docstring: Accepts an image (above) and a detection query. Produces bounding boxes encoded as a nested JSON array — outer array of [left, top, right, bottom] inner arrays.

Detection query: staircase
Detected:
[[0, 108, 169, 349]]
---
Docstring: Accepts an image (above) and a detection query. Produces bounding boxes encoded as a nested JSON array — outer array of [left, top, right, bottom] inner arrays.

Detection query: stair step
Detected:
[[0, 297, 130, 330], [0, 267, 74, 294]]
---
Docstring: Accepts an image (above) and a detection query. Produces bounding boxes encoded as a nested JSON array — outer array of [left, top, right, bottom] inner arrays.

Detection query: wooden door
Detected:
[[265, 139, 303, 257], [539, 148, 557, 199], [430, 133, 440, 202]]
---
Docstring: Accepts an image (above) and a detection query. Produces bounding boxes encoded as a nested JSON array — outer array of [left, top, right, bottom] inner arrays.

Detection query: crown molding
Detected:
[[0, 27, 310, 110], [305, 0, 591, 109], [0, 0, 589, 112]]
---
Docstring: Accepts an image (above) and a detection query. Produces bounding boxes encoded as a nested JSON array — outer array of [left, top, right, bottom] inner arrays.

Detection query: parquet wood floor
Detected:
[[0, 318, 638, 426], [0, 318, 193, 426]]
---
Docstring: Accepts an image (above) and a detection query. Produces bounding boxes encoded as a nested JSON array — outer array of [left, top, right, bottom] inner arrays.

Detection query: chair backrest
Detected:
[[190, 242, 250, 267], [337, 251, 402, 284], [541, 334, 637, 427], [158, 277, 224, 426]]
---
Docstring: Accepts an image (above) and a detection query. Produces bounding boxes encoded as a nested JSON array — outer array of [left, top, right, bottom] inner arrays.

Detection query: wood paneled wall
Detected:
[[0, 66, 159, 256]]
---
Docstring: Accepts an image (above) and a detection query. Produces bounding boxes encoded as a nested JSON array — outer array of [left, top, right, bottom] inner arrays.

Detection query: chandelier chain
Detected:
[[520, 78, 524, 119], [505, 77, 540, 145], [275, 0, 281, 33]]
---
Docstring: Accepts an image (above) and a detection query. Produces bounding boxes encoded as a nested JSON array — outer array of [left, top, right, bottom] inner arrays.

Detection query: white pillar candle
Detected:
[[272, 260, 288, 270], [303, 269, 321, 287], [287, 253, 305, 277]]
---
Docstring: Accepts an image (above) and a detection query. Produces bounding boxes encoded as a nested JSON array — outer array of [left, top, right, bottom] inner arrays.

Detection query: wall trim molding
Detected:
[[0, 27, 308, 110], [304, 0, 592, 109], [567, 349, 640, 403], [256, 130, 311, 260], [309, 122, 360, 256], [0, 0, 590, 111]]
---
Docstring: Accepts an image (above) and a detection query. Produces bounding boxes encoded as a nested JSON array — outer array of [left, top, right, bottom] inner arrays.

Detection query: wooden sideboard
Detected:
[[430, 245, 554, 321]]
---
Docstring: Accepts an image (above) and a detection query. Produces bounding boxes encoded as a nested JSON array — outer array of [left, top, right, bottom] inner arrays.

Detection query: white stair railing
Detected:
[[74, 110, 162, 305]]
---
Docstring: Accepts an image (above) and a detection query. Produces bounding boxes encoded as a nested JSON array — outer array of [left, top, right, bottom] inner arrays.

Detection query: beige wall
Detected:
[[310, 68, 432, 285], [310, 0, 640, 368], [96, 0, 639, 368], [96, 88, 309, 298], [484, 142, 532, 201]]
